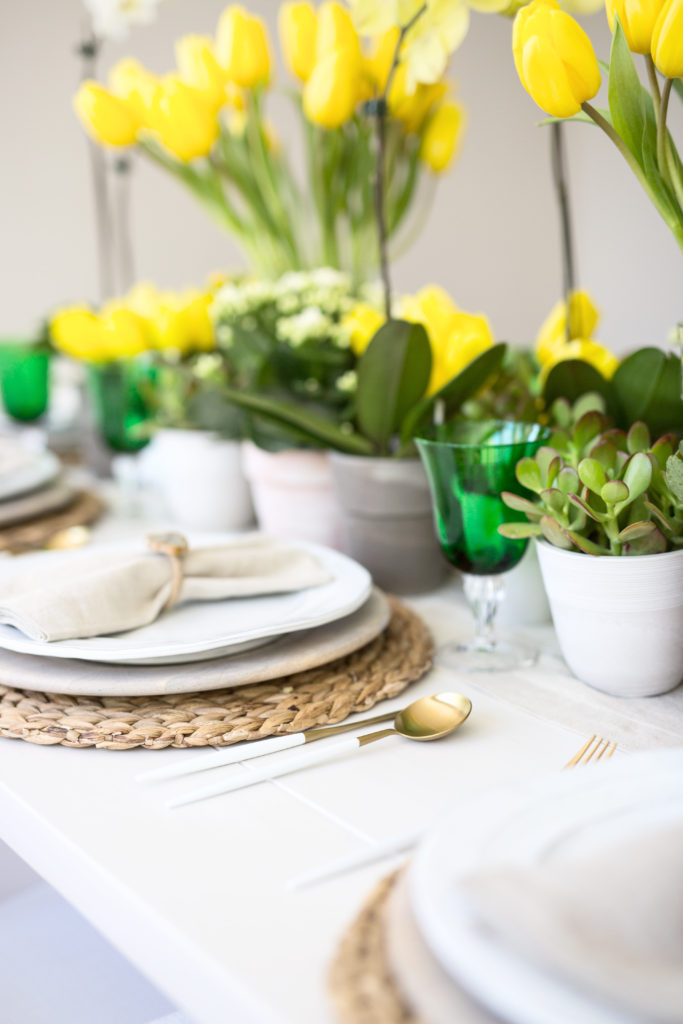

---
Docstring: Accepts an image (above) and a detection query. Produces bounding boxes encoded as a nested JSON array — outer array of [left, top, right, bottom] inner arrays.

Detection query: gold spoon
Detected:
[[167, 693, 472, 808]]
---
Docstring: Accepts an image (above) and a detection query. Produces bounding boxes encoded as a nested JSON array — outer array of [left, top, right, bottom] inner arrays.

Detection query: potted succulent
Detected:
[[499, 403, 683, 696]]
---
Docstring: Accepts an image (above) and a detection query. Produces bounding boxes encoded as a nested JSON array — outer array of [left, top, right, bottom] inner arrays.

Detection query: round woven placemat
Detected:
[[0, 599, 432, 750], [0, 491, 104, 554], [329, 870, 420, 1024]]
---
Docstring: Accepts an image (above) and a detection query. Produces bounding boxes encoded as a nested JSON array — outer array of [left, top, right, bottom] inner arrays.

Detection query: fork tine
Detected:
[[590, 738, 610, 762], [604, 741, 617, 759], [564, 734, 597, 768]]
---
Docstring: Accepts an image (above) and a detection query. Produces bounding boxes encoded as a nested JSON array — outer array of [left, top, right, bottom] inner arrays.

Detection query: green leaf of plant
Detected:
[[622, 525, 667, 555], [578, 457, 607, 494], [541, 488, 567, 515], [666, 449, 683, 501], [614, 451, 653, 514], [539, 515, 574, 549], [516, 457, 542, 493], [557, 466, 580, 494], [538, 108, 611, 127], [356, 319, 431, 453], [568, 492, 604, 522], [573, 410, 607, 452], [601, 479, 629, 504], [612, 348, 683, 435], [617, 520, 656, 542], [218, 386, 374, 455], [544, 361, 616, 417], [565, 530, 608, 556], [589, 439, 617, 474], [498, 522, 543, 539], [608, 19, 648, 170], [500, 492, 544, 518], [626, 421, 650, 453]]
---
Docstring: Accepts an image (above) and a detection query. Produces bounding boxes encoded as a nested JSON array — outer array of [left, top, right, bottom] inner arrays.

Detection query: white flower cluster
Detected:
[[83, 0, 164, 39]]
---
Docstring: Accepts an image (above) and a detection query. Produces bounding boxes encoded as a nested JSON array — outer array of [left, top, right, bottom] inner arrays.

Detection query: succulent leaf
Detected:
[[622, 526, 668, 556], [601, 479, 629, 505], [626, 422, 650, 454], [540, 515, 573, 549], [617, 521, 656, 542], [589, 439, 617, 475], [665, 446, 683, 503], [536, 446, 559, 485], [568, 492, 604, 522], [573, 411, 607, 452], [566, 530, 608, 556], [614, 451, 653, 515], [578, 457, 607, 494], [500, 492, 544, 518], [541, 487, 567, 515], [516, 458, 542, 493], [497, 522, 543, 539], [557, 466, 580, 495], [651, 434, 677, 469]]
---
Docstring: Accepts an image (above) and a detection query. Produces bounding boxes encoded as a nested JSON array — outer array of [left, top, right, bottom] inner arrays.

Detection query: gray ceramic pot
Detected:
[[329, 453, 448, 594]]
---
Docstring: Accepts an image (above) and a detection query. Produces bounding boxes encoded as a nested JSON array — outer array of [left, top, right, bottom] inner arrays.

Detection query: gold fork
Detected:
[[564, 734, 617, 769]]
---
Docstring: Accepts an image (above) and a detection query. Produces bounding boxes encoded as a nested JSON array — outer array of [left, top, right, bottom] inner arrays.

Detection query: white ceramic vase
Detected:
[[536, 540, 683, 697], [241, 441, 341, 548], [142, 429, 253, 532]]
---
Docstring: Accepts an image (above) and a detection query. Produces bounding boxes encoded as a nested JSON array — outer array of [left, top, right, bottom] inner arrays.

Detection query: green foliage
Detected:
[[499, 404, 683, 556]]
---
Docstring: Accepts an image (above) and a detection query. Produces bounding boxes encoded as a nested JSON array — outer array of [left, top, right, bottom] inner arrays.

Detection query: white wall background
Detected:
[[0, 0, 680, 352]]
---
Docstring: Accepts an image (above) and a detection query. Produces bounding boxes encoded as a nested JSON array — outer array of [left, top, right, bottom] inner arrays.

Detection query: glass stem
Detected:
[[462, 574, 504, 652]]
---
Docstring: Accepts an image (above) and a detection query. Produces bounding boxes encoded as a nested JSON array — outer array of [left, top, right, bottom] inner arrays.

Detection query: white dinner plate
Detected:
[[0, 449, 60, 502], [0, 534, 372, 665], [410, 748, 683, 1024]]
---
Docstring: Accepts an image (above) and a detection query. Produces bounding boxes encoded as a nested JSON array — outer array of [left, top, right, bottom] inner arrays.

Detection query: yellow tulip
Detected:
[[280, 2, 318, 81], [364, 27, 400, 93], [605, 0, 664, 52], [303, 48, 361, 128], [215, 5, 271, 88], [545, 338, 619, 378], [109, 60, 160, 124], [651, 0, 683, 77], [512, 0, 601, 118], [50, 307, 110, 362], [388, 63, 447, 131], [343, 303, 385, 355], [316, 2, 363, 64], [149, 77, 219, 162], [400, 285, 459, 338], [402, 0, 470, 91], [176, 36, 228, 111], [74, 81, 140, 147], [536, 289, 600, 364], [420, 100, 465, 171], [99, 304, 151, 359]]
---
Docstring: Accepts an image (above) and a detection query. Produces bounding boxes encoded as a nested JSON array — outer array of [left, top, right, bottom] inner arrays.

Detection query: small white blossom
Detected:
[[83, 0, 164, 39], [335, 370, 358, 393]]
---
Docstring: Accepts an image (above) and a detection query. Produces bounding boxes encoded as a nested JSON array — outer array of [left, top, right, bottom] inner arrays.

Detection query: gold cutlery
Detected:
[[564, 734, 617, 769], [167, 693, 473, 809]]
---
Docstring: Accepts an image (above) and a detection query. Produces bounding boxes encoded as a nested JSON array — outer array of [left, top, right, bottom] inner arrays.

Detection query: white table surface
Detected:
[[1, 494, 682, 1024]]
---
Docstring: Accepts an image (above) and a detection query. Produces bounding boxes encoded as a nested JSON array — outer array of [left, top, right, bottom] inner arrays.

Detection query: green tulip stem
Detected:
[[645, 55, 662, 116], [656, 77, 674, 190], [582, 100, 683, 254], [550, 122, 576, 344]]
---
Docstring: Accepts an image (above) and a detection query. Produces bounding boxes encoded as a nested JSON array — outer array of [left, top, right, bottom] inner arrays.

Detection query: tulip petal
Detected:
[[522, 36, 583, 116]]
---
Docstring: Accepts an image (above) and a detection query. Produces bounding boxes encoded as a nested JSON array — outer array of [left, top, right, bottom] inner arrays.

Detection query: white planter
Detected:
[[536, 541, 683, 697], [142, 429, 253, 532], [497, 544, 551, 627], [241, 441, 341, 548]]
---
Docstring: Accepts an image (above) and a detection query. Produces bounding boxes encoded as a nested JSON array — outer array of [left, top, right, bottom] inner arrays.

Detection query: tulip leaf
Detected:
[[612, 348, 683, 436], [539, 515, 573, 549], [501, 492, 544, 518], [356, 319, 431, 453], [216, 386, 374, 455], [498, 522, 543, 539], [608, 20, 649, 171], [543, 360, 616, 417]]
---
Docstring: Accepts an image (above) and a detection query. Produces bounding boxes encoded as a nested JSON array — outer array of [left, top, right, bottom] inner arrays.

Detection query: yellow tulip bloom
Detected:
[[280, 2, 318, 81], [400, 285, 493, 395], [149, 77, 219, 162], [401, 0, 470, 91], [364, 27, 400, 93], [420, 100, 465, 171], [343, 303, 385, 355], [50, 308, 110, 363], [316, 2, 363, 65], [651, 0, 683, 77], [74, 81, 140, 147], [109, 60, 160, 124], [99, 304, 151, 359], [605, 0, 665, 52], [388, 63, 447, 131], [513, 0, 601, 118], [215, 5, 271, 88], [303, 48, 361, 128], [176, 36, 228, 111], [536, 289, 600, 364]]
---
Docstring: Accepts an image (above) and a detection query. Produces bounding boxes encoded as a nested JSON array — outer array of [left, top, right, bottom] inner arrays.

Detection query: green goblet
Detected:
[[0, 341, 51, 422], [416, 420, 551, 671]]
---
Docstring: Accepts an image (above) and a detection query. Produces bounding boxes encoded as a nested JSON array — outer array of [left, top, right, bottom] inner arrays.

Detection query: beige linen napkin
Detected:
[[0, 535, 332, 641], [461, 822, 683, 1023]]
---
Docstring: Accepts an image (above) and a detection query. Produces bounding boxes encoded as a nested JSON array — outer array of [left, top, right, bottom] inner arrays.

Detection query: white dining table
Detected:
[[0, 493, 682, 1024]]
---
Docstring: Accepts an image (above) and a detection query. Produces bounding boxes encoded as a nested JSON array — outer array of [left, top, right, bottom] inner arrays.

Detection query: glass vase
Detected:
[[87, 359, 156, 453], [0, 341, 51, 422]]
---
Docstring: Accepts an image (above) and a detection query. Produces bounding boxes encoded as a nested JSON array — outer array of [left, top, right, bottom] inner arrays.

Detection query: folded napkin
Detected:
[[461, 822, 683, 1023], [0, 535, 332, 642]]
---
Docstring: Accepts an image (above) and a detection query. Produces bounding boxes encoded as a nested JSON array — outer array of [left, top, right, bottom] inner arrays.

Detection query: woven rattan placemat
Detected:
[[0, 599, 432, 750], [0, 491, 104, 554], [329, 870, 420, 1024]]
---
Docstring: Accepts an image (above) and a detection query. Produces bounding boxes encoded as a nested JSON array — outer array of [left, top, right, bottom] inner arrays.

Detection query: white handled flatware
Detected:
[[137, 707, 400, 784], [167, 693, 472, 809]]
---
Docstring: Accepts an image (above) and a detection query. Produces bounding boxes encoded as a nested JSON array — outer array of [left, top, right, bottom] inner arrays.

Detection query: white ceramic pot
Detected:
[[241, 441, 341, 548], [497, 544, 551, 627], [142, 429, 253, 532], [536, 541, 683, 697]]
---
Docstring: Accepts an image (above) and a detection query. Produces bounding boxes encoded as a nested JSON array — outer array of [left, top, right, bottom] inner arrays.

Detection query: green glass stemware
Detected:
[[0, 341, 51, 422], [416, 420, 551, 671]]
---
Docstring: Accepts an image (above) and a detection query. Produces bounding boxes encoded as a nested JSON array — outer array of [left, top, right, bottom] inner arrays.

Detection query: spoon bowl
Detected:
[[394, 692, 472, 741]]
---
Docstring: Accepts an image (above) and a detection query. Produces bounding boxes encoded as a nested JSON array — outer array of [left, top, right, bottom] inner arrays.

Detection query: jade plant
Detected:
[[499, 401, 683, 556]]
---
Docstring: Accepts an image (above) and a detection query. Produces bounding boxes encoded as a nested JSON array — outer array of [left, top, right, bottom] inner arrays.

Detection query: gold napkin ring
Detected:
[[147, 533, 189, 611]]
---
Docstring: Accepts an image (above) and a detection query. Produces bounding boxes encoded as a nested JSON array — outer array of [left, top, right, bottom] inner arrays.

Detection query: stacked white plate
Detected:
[[0, 437, 75, 527], [0, 533, 388, 695], [388, 749, 683, 1024]]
